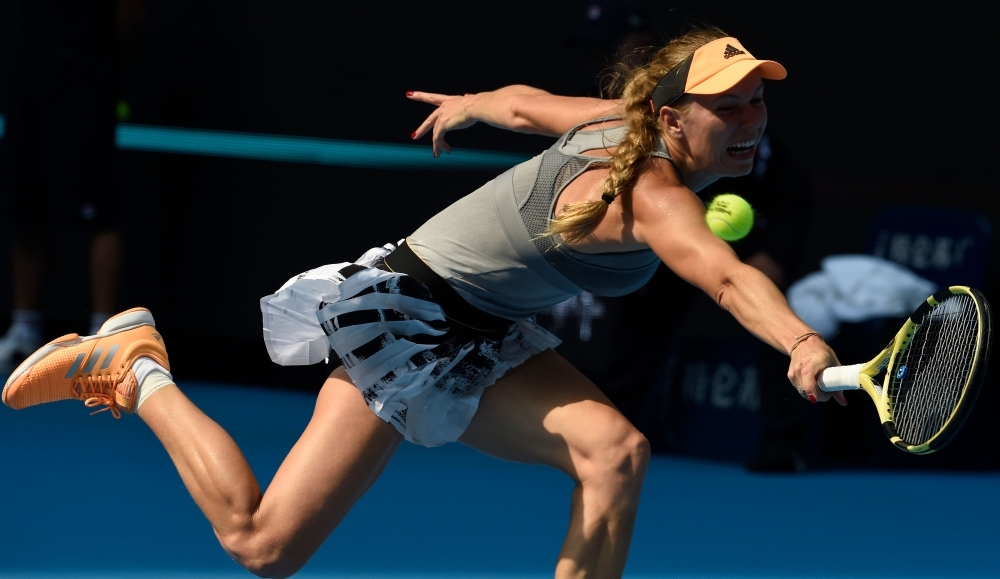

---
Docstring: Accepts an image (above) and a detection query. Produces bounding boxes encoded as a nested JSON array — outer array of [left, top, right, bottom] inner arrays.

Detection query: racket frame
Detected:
[[819, 286, 991, 455]]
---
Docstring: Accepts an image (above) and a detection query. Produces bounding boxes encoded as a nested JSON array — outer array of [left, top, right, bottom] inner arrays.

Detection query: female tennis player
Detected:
[[4, 27, 845, 578]]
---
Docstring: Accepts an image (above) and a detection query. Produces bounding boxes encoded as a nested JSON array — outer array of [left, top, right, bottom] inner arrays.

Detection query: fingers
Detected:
[[801, 380, 822, 404], [412, 109, 438, 142], [787, 339, 847, 406], [406, 91, 450, 105], [794, 384, 847, 406], [407, 91, 461, 156], [431, 123, 452, 157], [788, 366, 817, 403], [787, 364, 837, 405]]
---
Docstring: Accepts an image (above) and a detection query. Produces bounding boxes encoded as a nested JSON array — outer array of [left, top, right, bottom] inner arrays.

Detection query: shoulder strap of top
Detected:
[[561, 115, 625, 138], [558, 115, 676, 164], [557, 116, 625, 158]]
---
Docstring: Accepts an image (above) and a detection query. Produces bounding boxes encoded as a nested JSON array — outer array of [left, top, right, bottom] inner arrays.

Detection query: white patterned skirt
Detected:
[[259, 243, 561, 447]]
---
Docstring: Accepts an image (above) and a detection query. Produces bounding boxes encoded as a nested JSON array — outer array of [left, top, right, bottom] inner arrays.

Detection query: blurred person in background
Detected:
[[0, 0, 141, 373]]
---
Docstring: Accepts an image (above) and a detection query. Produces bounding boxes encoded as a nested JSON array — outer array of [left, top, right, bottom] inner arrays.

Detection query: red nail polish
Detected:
[[410, 131, 417, 139], [406, 91, 414, 97], [808, 394, 817, 404]]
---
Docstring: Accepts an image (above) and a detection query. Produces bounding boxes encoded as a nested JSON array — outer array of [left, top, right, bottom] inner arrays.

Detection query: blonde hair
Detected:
[[545, 26, 729, 244]]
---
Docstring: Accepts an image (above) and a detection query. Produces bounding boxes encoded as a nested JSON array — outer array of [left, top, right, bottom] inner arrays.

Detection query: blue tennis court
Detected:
[[2, 380, 997, 578]]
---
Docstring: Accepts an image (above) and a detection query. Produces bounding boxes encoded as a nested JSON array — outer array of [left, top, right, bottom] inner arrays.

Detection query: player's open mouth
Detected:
[[726, 139, 756, 156]]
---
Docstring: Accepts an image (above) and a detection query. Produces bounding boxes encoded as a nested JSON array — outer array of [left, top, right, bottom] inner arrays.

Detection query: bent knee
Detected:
[[220, 529, 308, 579], [574, 418, 650, 488], [612, 427, 651, 480]]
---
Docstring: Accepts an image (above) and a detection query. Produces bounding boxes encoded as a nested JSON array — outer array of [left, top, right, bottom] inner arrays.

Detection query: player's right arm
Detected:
[[408, 87, 622, 156], [630, 171, 844, 404]]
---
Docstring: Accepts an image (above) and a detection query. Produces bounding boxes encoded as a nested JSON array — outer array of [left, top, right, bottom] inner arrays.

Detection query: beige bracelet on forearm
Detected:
[[789, 331, 823, 355]]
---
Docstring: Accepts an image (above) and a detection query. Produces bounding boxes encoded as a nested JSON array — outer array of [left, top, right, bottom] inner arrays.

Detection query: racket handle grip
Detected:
[[817, 364, 865, 392]]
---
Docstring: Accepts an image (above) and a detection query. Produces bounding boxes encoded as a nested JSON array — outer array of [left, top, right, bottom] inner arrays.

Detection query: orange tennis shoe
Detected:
[[2, 308, 169, 418]]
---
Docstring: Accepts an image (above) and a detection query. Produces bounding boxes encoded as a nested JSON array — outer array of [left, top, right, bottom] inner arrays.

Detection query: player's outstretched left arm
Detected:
[[408, 86, 622, 156]]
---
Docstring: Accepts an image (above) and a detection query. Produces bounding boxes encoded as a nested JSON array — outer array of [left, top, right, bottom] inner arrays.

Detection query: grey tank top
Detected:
[[408, 117, 671, 320]]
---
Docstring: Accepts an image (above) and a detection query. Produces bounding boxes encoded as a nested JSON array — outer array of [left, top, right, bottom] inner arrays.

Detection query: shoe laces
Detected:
[[73, 375, 125, 419]]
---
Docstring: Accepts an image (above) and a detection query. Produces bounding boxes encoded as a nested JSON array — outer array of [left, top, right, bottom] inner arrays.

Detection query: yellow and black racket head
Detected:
[[881, 287, 992, 454]]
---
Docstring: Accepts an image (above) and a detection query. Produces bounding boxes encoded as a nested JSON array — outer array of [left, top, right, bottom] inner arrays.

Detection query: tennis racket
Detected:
[[817, 286, 992, 455]]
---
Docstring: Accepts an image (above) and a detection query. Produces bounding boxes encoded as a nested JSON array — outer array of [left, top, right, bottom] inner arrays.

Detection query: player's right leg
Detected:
[[139, 367, 400, 577], [2, 309, 402, 578]]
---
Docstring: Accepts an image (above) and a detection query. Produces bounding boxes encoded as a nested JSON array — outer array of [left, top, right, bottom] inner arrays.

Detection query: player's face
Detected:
[[679, 71, 767, 181]]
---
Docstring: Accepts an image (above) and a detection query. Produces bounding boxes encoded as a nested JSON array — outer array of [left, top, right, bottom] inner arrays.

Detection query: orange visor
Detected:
[[650, 37, 787, 110]]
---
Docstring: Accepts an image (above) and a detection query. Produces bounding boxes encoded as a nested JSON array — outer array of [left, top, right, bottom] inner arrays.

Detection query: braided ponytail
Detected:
[[544, 26, 728, 244]]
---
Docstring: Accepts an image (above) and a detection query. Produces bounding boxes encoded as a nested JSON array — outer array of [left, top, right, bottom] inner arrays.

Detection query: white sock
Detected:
[[89, 312, 112, 336], [132, 356, 174, 411]]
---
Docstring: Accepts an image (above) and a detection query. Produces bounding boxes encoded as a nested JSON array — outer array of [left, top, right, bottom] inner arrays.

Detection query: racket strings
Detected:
[[888, 294, 978, 445]]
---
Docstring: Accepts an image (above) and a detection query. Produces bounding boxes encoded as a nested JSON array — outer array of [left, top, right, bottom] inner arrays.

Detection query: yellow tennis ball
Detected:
[[705, 193, 754, 242]]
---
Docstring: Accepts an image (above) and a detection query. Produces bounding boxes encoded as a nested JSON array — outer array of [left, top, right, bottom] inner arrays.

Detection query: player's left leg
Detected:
[[459, 349, 650, 578]]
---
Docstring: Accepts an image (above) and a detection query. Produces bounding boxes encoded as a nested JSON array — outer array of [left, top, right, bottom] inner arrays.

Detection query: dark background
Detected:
[[1, 1, 997, 462]]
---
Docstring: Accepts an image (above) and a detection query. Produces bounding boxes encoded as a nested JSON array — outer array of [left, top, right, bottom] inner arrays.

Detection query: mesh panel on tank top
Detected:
[[519, 153, 589, 242], [517, 149, 658, 295]]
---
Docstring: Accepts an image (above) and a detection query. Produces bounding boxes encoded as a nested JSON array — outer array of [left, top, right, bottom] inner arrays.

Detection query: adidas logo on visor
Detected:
[[723, 44, 746, 59]]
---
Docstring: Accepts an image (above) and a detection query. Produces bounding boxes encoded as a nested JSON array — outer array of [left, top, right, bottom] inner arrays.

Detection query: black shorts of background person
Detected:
[[3, 69, 121, 244], [0, 0, 124, 365]]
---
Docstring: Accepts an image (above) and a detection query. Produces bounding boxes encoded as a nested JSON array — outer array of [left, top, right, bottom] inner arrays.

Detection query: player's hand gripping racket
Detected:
[[817, 286, 992, 454]]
